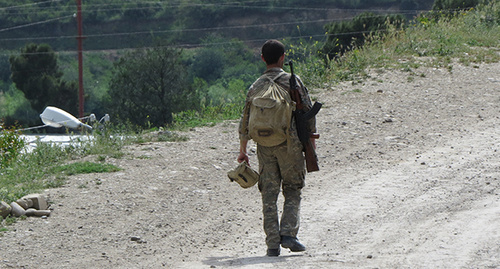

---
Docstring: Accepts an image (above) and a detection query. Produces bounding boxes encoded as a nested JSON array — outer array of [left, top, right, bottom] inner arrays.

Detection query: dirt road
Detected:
[[1, 62, 499, 268]]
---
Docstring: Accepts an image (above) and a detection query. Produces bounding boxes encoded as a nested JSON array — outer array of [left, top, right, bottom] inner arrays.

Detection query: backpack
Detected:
[[247, 72, 295, 147]]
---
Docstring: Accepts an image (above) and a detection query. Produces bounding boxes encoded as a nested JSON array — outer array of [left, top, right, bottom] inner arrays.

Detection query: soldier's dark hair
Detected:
[[261, 40, 285, 65]]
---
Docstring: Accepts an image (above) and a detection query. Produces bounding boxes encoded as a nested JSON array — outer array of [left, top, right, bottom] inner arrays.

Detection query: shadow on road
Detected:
[[203, 254, 304, 267]]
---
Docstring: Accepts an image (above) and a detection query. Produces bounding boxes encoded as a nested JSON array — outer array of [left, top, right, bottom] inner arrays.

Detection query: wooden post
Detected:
[[76, 0, 85, 118]]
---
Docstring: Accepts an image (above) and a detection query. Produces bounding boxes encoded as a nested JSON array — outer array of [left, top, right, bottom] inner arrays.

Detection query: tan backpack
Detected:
[[247, 72, 295, 147]]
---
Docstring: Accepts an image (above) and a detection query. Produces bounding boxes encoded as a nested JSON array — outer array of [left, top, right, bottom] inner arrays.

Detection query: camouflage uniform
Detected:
[[239, 67, 316, 249]]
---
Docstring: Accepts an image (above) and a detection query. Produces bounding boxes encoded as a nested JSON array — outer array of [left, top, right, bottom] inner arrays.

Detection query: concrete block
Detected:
[[16, 198, 33, 209], [0, 201, 12, 219], [22, 194, 48, 210], [10, 202, 26, 217], [25, 209, 51, 217]]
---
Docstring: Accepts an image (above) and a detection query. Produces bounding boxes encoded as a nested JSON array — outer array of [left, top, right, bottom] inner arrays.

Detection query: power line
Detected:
[[0, 15, 73, 33], [1, 0, 432, 14], [1, 28, 396, 58], [0, 18, 334, 41], [0, 0, 431, 34], [1, 0, 273, 14], [0, 6, 417, 38], [0, 2, 454, 56], [2, 0, 430, 16], [0, 0, 64, 11], [0, 10, 417, 40]]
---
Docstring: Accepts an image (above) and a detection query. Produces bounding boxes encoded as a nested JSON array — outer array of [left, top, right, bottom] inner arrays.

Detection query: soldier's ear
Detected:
[[279, 54, 285, 65]]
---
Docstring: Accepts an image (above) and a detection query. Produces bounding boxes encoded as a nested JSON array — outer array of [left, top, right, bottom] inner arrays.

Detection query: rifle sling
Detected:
[[302, 101, 322, 121]]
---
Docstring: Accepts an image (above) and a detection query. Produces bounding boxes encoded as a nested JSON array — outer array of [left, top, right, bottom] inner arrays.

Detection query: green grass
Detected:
[[321, 2, 499, 83], [0, 128, 126, 230], [50, 161, 121, 175], [0, 128, 127, 204], [0, 122, 189, 208], [169, 102, 243, 130]]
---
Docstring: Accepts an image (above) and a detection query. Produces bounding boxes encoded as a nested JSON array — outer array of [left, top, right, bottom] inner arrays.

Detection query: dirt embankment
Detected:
[[1, 62, 499, 269]]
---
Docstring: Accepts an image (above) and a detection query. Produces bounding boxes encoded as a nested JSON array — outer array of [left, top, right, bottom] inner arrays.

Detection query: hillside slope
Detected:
[[0, 61, 498, 268]]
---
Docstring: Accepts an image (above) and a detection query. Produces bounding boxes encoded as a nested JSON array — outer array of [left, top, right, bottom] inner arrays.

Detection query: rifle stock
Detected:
[[304, 137, 319, 172], [288, 60, 322, 173]]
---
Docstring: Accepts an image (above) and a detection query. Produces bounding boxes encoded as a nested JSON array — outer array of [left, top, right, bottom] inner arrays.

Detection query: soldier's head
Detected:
[[261, 40, 285, 66]]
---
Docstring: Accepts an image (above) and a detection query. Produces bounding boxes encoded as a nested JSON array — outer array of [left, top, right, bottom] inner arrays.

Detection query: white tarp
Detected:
[[20, 134, 93, 153]]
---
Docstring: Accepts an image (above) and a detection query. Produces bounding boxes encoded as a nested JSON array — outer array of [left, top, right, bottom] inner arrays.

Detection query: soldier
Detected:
[[237, 39, 316, 256]]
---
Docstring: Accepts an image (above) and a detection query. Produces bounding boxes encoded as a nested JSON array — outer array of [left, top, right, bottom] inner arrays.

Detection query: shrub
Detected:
[[322, 12, 406, 59], [0, 124, 25, 169]]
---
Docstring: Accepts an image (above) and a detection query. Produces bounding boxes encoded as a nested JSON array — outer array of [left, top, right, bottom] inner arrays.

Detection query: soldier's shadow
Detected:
[[203, 254, 303, 267], [203, 254, 302, 268]]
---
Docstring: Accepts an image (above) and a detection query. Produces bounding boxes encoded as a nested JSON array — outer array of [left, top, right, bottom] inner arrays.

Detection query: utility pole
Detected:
[[76, 0, 85, 118]]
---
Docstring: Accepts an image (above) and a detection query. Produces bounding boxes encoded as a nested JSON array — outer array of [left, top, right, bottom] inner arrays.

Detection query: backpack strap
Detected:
[[267, 71, 287, 83]]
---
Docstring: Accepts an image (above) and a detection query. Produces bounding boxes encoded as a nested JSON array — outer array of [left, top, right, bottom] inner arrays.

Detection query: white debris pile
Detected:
[[0, 194, 51, 219]]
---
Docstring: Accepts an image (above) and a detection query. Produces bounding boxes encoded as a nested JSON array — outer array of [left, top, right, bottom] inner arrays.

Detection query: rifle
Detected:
[[288, 60, 322, 172]]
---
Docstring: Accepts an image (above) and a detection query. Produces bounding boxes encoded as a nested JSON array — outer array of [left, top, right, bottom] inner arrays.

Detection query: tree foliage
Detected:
[[190, 48, 226, 82], [322, 12, 406, 59], [185, 37, 260, 107], [0, 124, 25, 169], [108, 45, 193, 127], [0, 55, 11, 84], [9, 43, 78, 115], [432, 0, 481, 11], [0, 0, 436, 52]]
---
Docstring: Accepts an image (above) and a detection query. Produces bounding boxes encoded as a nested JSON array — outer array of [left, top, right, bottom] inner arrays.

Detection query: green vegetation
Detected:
[[170, 103, 244, 130], [0, 0, 435, 51], [0, 133, 122, 204], [432, 0, 482, 11], [9, 43, 78, 116], [324, 1, 499, 83], [0, 125, 25, 169], [108, 43, 190, 127], [0, 120, 189, 208], [0, 132, 121, 230], [323, 12, 407, 59], [50, 161, 121, 175]]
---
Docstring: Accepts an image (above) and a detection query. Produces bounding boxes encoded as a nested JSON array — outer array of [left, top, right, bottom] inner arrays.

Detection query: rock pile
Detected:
[[0, 194, 50, 219]]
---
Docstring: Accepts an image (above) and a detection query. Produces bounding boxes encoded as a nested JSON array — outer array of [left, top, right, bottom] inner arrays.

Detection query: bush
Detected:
[[432, 0, 481, 11], [322, 12, 406, 59], [108, 44, 190, 127], [0, 124, 25, 169]]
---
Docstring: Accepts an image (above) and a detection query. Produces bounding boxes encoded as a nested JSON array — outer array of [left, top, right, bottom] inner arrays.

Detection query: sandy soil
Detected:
[[1, 62, 499, 269]]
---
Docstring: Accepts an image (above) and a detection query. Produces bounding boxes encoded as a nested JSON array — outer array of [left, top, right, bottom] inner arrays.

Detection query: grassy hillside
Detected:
[[315, 2, 500, 85]]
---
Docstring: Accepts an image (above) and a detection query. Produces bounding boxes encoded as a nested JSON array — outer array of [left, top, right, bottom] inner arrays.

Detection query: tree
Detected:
[[322, 12, 406, 59], [432, 0, 480, 11], [108, 44, 192, 127], [190, 48, 226, 83], [401, 0, 419, 10], [9, 43, 78, 115], [0, 55, 11, 84]]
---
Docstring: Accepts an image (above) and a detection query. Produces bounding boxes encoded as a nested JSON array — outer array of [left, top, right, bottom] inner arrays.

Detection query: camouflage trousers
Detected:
[[257, 138, 305, 249]]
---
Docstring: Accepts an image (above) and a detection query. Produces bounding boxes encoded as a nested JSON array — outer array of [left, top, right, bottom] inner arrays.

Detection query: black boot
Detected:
[[266, 247, 280, 256], [281, 236, 306, 252]]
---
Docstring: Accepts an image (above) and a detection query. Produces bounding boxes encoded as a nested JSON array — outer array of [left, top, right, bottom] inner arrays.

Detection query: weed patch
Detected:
[[51, 162, 121, 175]]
